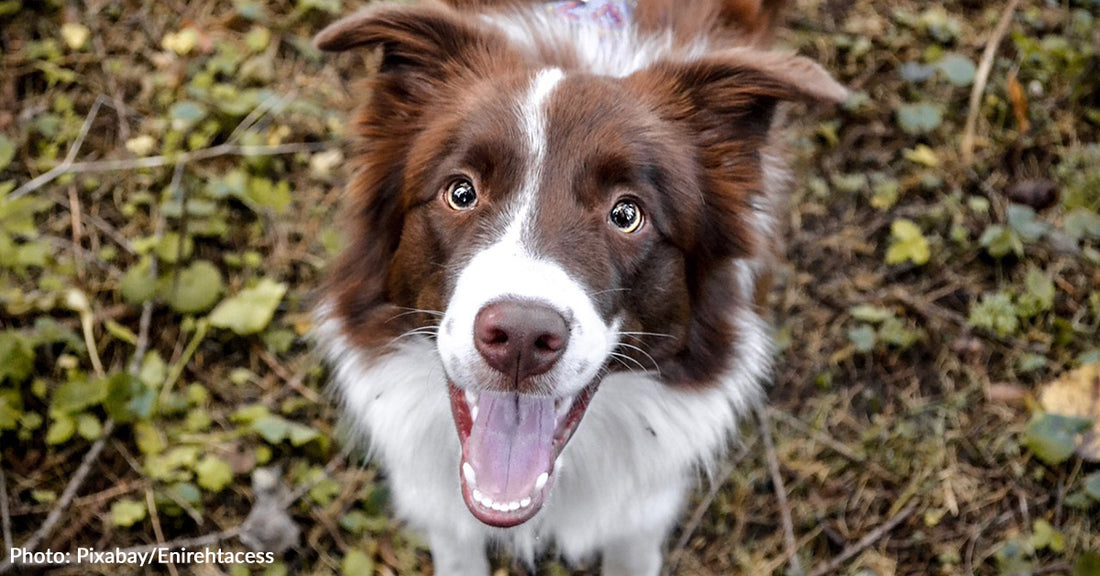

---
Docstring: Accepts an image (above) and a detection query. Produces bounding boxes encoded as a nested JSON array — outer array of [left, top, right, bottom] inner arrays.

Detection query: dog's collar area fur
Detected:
[[546, 0, 636, 30]]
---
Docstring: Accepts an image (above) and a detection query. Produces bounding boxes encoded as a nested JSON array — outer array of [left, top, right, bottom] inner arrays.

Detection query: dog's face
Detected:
[[317, 4, 845, 527]]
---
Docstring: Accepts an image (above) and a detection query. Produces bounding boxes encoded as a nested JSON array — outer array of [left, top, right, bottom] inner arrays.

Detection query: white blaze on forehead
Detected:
[[436, 67, 618, 398], [502, 67, 565, 249]]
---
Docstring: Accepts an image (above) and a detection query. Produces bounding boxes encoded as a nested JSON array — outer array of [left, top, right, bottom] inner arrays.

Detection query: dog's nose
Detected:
[[474, 300, 570, 382]]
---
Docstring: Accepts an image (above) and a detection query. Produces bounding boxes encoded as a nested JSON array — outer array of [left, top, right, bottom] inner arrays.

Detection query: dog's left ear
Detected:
[[628, 48, 848, 133], [624, 49, 847, 260], [313, 4, 518, 85]]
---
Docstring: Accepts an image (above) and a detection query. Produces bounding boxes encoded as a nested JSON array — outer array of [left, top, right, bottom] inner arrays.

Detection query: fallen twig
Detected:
[[113, 527, 243, 557], [0, 420, 116, 575], [0, 466, 12, 560], [757, 403, 804, 576], [961, 0, 1021, 165], [807, 503, 917, 576], [11, 141, 332, 200], [663, 460, 736, 576], [146, 489, 179, 576], [767, 407, 865, 464]]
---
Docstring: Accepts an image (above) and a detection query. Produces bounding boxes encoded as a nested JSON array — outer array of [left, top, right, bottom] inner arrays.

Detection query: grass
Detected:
[[0, 0, 1098, 574]]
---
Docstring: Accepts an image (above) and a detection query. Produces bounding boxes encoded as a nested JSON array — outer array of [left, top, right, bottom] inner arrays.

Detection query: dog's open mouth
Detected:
[[447, 382, 597, 527]]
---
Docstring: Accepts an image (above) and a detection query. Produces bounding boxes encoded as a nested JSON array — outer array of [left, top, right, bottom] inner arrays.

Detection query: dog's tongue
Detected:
[[466, 390, 555, 501]]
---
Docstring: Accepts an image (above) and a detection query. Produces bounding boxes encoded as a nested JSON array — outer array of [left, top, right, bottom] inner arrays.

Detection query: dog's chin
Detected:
[[447, 380, 599, 528]]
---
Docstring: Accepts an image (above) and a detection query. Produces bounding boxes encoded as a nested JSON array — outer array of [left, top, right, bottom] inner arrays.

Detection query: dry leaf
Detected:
[[1007, 71, 1030, 133], [987, 382, 1028, 405], [1039, 363, 1100, 462]]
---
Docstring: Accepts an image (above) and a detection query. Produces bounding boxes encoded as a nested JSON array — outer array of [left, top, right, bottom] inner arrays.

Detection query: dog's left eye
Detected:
[[608, 199, 643, 233], [445, 179, 478, 210]]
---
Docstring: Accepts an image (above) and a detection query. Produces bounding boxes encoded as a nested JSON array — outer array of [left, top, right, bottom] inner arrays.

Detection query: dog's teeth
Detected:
[[507, 501, 520, 512], [473, 489, 484, 504], [555, 396, 574, 421], [534, 472, 549, 491], [465, 389, 477, 406], [462, 462, 476, 486], [471, 405, 478, 421], [520, 497, 531, 508]]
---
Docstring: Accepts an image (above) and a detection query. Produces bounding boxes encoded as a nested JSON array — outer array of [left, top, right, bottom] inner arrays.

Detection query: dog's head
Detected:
[[316, 3, 845, 527]]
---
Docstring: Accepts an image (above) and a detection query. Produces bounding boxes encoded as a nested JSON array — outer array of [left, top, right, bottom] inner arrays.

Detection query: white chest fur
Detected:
[[315, 307, 769, 568]]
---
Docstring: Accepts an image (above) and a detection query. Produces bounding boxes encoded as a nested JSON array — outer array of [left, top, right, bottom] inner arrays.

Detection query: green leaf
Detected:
[[139, 352, 168, 389], [1029, 519, 1065, 552], [195, 456, 234, 493], [1017, 353, 1048, 373], [0, 195, 52, 239], [111, 498, 147, 527], [287, 422, 321, 447], [0, 389, 23, 431], [1075, 552, 1100, 576], [46, 414, 75, 445], [75, 413, 102, 440], [244, 26, 271, 52], [902, 144, 939, 167], [209, 278, 287, 335], [847, 324, 877, 353], [0, 330, 35, 384], [1064, 208, 1100, 241], [245, 177, 292, 213], [342, 549, 375, 576], [1017, 267, 1055, 318], [134, 421, 166, 455], [878, 317, 922, 349], [1024, 413, 1093, 466], [979, 224, 1023, 258], [1083, 472, 1100, 502], [252, 414, 290, 444], [104, 372, 156, 423], [297, 0, 341, 15], [169, 101, 208, 132], [163, 260, 224, 314], [53, 376, 108, 415], [1007, 204, 1049, 242], [0, 133, 15, 171], [936, 53, 976, 86], [885, 218, 931, 265], [896, 103, 943, 135], [849, 305, 894, 323], [968, 292, 1019, 338], [120, 258, 157, 305], [154, 232, 194, 264]]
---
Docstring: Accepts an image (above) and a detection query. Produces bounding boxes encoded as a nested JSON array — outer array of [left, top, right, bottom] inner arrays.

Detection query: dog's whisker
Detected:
[[387, 307, 446, 322], [615, 330, 675, 339], [608, 351, 649, 374], [615, 342, 661, 370], [388, 326, 440, 345], [588, 287, 630, 297]]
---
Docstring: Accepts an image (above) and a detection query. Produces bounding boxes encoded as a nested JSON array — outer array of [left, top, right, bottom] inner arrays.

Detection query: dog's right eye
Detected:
[[445, 179, 479, 210]]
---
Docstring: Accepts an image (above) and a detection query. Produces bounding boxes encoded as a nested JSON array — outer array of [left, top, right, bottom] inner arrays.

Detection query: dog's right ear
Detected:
[[314, 4, 518, 80]]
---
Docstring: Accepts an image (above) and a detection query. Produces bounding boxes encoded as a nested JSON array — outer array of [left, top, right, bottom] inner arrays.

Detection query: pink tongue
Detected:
[[466, 390, 556, 501]]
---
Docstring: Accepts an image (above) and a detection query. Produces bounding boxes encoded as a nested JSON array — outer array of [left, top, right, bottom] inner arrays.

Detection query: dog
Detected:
[[312, 0, 845, 573]]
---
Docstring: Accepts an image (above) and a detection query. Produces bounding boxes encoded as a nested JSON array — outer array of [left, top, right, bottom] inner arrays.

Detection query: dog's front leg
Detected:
[[600, 529, 666, 576], [428, 529, 490, 576]]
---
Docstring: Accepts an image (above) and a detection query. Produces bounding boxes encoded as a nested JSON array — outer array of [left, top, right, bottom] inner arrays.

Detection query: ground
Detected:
[[0, 0, 1098, 574]]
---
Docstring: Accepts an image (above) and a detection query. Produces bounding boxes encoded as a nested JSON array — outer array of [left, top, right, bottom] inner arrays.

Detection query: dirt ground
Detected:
[[0, 0, 1098, 574]]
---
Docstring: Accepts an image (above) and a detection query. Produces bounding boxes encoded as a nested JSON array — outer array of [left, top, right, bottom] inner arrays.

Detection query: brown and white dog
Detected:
[[313, 1, 845, 573]]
